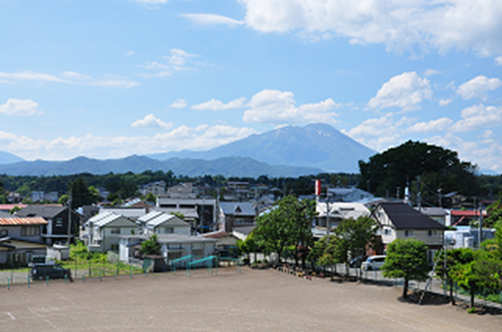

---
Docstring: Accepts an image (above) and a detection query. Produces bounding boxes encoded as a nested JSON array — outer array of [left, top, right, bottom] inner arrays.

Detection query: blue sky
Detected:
[[1, 0, 502, 172]]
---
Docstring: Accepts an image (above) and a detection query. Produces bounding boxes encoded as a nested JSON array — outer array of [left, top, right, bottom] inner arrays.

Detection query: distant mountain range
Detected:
[[0, 156, 322, 177], [148, 123, 375, 172], [0, 123, 376, 176]]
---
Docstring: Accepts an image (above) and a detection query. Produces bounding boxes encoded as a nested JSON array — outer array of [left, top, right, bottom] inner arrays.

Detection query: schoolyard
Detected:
[[0, 267, 500, 331]]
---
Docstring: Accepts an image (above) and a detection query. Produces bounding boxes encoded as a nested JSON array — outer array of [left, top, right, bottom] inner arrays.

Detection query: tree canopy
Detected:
[[382, 238, 430, 299], [358, 141, 480, 206]]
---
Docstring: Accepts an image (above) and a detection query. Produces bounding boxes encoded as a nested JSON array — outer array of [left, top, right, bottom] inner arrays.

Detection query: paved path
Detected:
[[1, 267, 501, 331]]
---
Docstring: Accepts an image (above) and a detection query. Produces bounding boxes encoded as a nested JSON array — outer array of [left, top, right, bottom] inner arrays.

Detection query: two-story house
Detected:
[[15, 205, 80, 245], [0, 217, 48, 267], [137, 211, 191, 236], [371, 202, 446, 263], [86, 212, 139, 252]]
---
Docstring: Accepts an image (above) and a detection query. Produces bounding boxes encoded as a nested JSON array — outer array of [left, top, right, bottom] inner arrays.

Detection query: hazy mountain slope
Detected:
[[0, 151, 25, 164], [0, 156, 322, 177], [148, 123, 375, 172]]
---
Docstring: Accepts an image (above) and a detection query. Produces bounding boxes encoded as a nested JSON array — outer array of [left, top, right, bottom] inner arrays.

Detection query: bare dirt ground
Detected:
[[1, 267, 500, 332]]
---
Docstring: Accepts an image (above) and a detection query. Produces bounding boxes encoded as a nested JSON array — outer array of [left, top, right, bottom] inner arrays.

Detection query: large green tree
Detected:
[[254, 195, 315, 266], [358, 141, 480, 205], [69, 178, 98, 209], [485, 199, 502, 228], [382, 239, 430, 299]]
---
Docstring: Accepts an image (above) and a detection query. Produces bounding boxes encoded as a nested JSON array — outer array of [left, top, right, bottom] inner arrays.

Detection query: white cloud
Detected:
[[451, 104, 502, 132], [238, 0, 502, 56], [242, 89, 339, 124], [0, 70, 138, 88], [141, 49, 198, 78], [167, 49, 197, 66], [427, 133, 502, 172], [407, 117, 453, 133], [425, 69, 441, 77], [182, 14, 244, 27], [456, 75, 502, 100], [192, 97, 246, 111], [368, 72, 432, 111], [0, 125, 257, 161], [439, 99, 452, 106], [125, 50, 135, 56], [496, 56, 502, 66], [171, 99, 187, 109], [0, 99, 41, 116], [131, 114, 173, 130]]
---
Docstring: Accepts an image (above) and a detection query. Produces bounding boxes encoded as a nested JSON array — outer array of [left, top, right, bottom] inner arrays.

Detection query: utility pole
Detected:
[[326, 190, 330, 244], [478, 203, 483, 247], [67, 189, 72, 246]]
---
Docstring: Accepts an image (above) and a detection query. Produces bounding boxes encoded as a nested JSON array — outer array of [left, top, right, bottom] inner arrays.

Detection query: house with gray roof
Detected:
[[218, 202, 256, 232], [85, 212, 139, 252], [137, 211, 190, 236], [15, 205, 80, 245], [371, 202, 446, 262]]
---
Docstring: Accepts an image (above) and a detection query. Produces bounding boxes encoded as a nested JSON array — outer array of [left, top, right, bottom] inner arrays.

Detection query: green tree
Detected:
[[145, 192, 157, 204], [485, 199, 502, 228], [435, 248, 474, 305], [335, 216, 378, 268], [140, 235, 161, 256], [358, 141, 480, 205], [382, 239, 430, 299], [69, 178, 98, 209]]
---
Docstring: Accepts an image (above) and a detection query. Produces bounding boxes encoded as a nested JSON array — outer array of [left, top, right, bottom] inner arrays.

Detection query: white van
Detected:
[[361, 255, 386, 271]]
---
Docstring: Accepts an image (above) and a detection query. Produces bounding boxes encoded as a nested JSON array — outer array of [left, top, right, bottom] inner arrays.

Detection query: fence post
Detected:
[[46, 275, 49, 286], [7, 278, 10, 290], [82, 274, 85, 283], [130, 265, 132, 278], [28, 276, 30, 288]]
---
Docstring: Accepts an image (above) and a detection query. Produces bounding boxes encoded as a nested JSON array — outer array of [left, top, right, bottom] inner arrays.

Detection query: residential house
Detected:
[[98, 206, 146, 221], [315, 202, 371, 230], [157, 195, 217, 233], [0, 217, 48, 267], [328, 187, 374, 202], [85, 212, 139, 252], [415, 207, 449, 225], [218, 202, 256, 233], [15, 205, 80, 245], [139, 181, 166, 196], [202, 230, 238, 257], [137, 211, 191, 236], [371, 202, 446, 262], [449, 209, 487, 227], [31, 191, 59, 203], [445, 228, 496, 249]]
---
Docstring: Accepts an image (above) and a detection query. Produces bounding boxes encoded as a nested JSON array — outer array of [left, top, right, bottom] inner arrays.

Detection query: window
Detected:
[[55, 218, 63, 228], [404, 230, 414, 237], [428, 230, 438, 237], [384, 229, 392, 236], [21, 226, 40, 237], [0, 229, 8, 237], [110, 228, 120, 234]]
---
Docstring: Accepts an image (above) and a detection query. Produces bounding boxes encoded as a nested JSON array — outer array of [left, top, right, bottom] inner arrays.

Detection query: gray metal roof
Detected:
[[15, 205, 70, 219], [88, 212, 134, 227], [219, 202, 256, 217], [140, 211, 190, 228]]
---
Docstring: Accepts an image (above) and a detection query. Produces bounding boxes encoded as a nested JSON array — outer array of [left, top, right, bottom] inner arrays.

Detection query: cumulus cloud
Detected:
[[237, 0, 502, 56], [456, 75, 502, 100], [368, 72, 432, 111], [496, 56, 502, 65], [0, 70, 138, 88], [131, 114, 173, 130], [451, 104, 502, 132], [0, 99, 41, 116], [192, 97, 246, 111], [182, 14, 244, 27], [439, 99, 452, 106], [0, 125, 257, 161], [242, 89, 339, 124], [141, 49, 198, 78], [407, 117, 453, 133], [171, 99, 187, 109]]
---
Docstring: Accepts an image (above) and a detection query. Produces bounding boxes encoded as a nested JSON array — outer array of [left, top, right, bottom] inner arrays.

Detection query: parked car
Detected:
[[349, 255, 368, 268], [31, 263, 72, 281], [361, 255, 386, 271]]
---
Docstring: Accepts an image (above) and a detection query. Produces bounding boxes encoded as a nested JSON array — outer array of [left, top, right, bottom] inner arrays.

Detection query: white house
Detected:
[[315, 202, 371, 230], [86, 212, 139, 252], [137, 211, 190, 236]]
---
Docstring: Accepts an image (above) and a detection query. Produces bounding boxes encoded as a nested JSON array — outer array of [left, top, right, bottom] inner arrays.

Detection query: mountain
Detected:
[[148, 123, 375, 173], [0, 151, 24, 164], [0, 155, 322, 177]]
